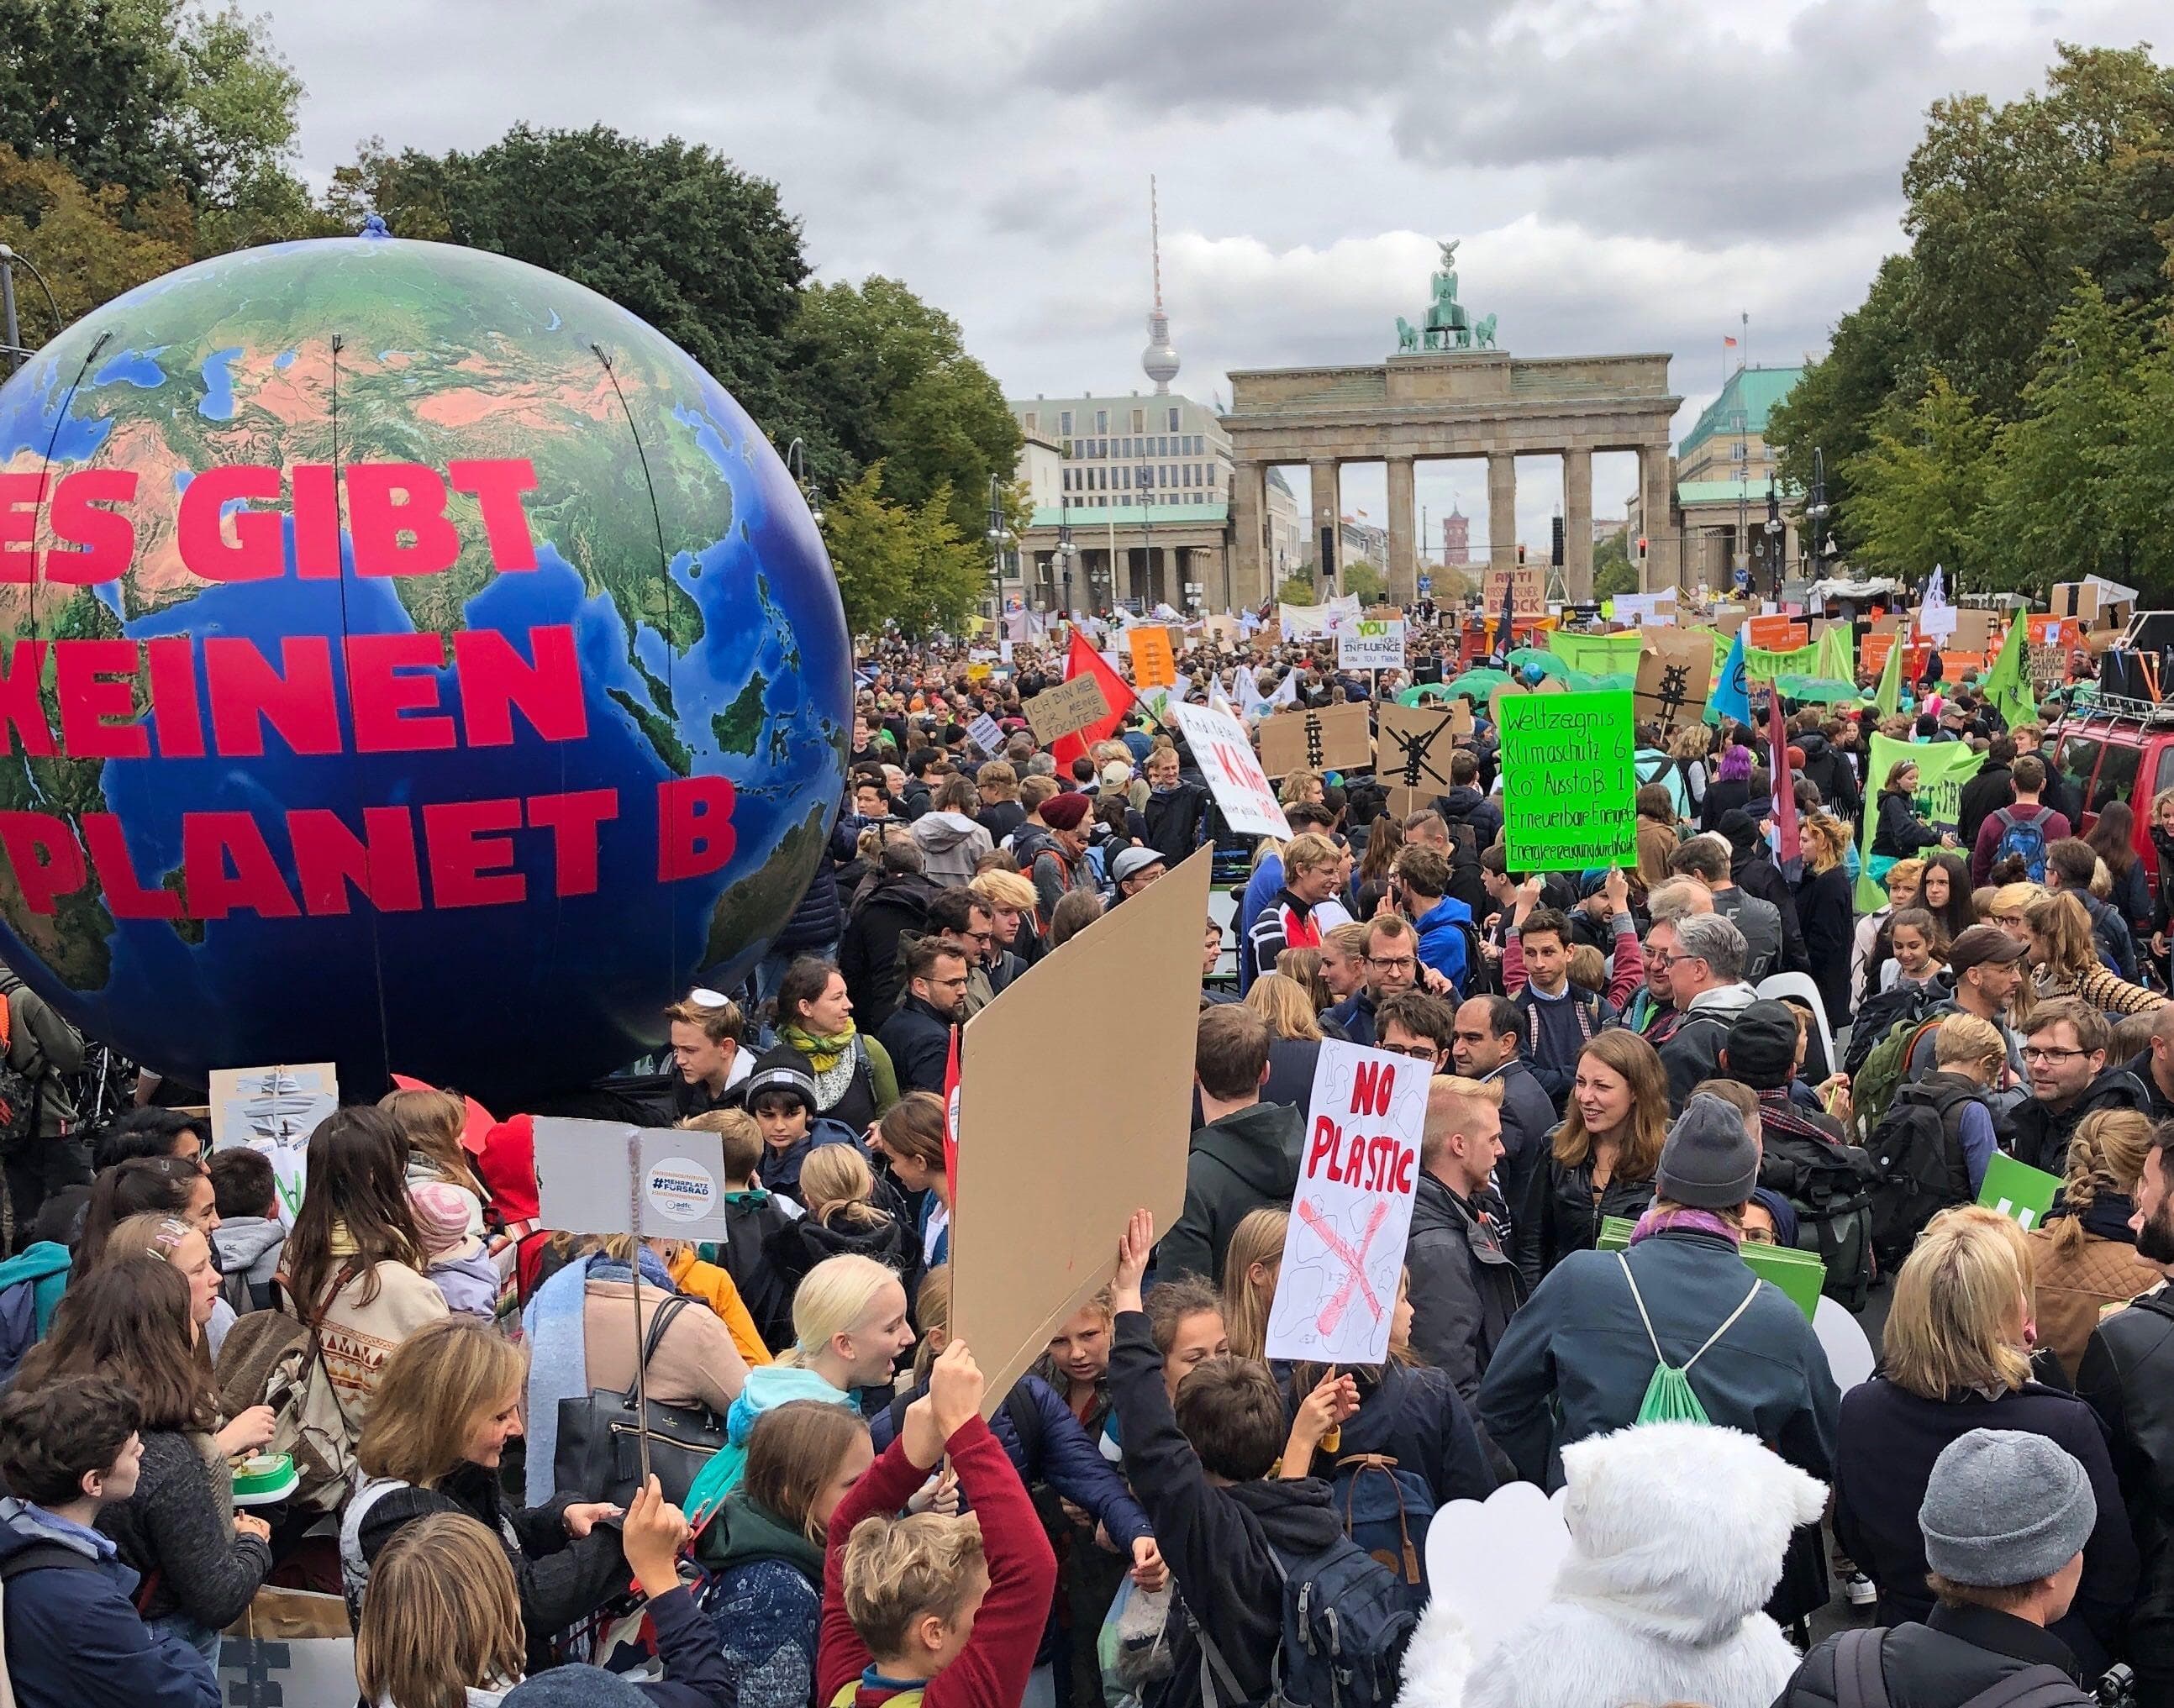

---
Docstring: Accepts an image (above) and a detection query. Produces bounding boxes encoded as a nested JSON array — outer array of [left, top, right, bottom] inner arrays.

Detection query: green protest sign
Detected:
[[1851, 732, 1985, 910], [1598, 1217, 1825, 1320], [1498, 689, 1635, 873], [1979, 1153, 2061, 1233]]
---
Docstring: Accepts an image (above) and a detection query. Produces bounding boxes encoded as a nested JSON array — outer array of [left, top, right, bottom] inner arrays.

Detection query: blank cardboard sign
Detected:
[[950, 845, 1212, 1416]]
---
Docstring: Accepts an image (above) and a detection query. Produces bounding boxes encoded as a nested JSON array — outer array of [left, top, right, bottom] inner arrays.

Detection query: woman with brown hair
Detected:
[[1274, 946, 1334, 1017], [1538, 1031, 1668, 1273], [378, 1084, 487, 1220], [871, 1091, 953, 1271], [280, 1106, 447, 1430], [1244, 970, 1328, 1108], [2026, 890, 2165, 1017], [352, 1493, 723, 1708], [16, 1259, 271, 1663], [703, 1400, 875, 1708], [2087, 798, 2154, 946], [1219, 1206, 1289, 1363], [1794, 811, 1858, 1027], [2027, 1108, 2165, 1376], [1832, 1209, 2136, 1668], [343, 1316, 633, 1671]]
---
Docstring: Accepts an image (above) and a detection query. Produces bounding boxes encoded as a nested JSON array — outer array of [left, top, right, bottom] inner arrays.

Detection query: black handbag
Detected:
[[552, 1293, 724, 1508]]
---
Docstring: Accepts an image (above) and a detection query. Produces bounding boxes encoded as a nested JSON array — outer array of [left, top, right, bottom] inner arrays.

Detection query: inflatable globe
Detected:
[[0, 234, 850, 1102]]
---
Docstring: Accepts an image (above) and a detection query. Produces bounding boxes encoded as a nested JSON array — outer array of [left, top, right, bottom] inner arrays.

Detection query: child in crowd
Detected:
[[685, 1108, 800, 1353], [411, 1180, 500, 1321], [206, 1145, 284, 1316], [1880, 907, 1949, 992], [1566, 943, 1608, 1000], [816, 1342, 1057, 1708], [740, 1065, 855, 1206], [762, 1146, 916, 1299], [0, 1374, 220, 1708]]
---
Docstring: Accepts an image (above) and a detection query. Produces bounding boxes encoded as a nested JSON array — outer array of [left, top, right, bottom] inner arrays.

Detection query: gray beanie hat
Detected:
[[503, 1665, 649, 1707], [1655, 1092, 1760, 1210], [1919, 1428, 2096, 1587]]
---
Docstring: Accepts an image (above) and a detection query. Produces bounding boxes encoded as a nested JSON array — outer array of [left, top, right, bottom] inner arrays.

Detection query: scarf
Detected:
[[1629, 1205, 1742, 1247], [780, 1020, 858, 1075], [519, 1248, 680, 1504]]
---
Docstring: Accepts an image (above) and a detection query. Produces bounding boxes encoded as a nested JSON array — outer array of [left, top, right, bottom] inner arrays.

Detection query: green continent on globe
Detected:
[[713, 672, 768, 756], [703, 803, 831, 969]]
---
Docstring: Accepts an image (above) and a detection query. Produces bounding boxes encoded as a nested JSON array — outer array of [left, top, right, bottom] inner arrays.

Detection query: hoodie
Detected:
[[699, 1491, 827, 1708], [1155, 1101, 1305, 1282], [211, 1216, 285, 1314], [0, 1496, 220, 1708], [760, 1205, 919, 1303], [911, 810, 994, 887]]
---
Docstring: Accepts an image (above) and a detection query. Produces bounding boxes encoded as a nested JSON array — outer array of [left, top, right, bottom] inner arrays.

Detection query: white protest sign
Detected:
[[1337, 618, 1407, 673], [966, 712, 1007, 757], [1170, 702, 1292, 840], [1263, 1039, 1427, 1365], [532, 1117, 736, 1243], [210, 1062, 338, 1224]]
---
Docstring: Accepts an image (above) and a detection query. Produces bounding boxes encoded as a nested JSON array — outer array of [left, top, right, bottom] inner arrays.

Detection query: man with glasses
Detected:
[[1375, 991, 1456, 1071], [2007, 998, 2150, 1175], [1339, 914, 1434, 1047], [926, 886, 999, 1017], [875, 937, 970, 1095], [1651, 914, 1759, 1112]]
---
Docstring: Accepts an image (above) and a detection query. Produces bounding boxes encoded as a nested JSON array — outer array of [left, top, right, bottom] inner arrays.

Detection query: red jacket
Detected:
[[817, 1414, 1056, 1708]]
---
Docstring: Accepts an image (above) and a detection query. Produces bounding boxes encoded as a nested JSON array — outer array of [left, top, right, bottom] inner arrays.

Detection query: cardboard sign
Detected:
[[1170, 703, 1292, 840], [1482, 566, 1546, 614], [1498, 690, 1636, 872], [1024, 671, 1109, 744], [1263, 1039, 1428, 1365], [1256, 702, 1373, 778], [1610, 591, 1678, 627], [210, 1063, 338, 1225], [1979, 1153, 2061, 1232], [1129, 625, 1177, 689], [2028, 614, 2080, 648], [1338, 618, 1407, 674], [1947, 607, 1998, 653], [966, 712, 1007, 758], [218, 1590, 354, 1708], [2028, 643, 2069, 690], [1633, 629, 1714, 734], [1376, 701, 1466, 821], [532, 1119, 737, 1243], [1747, 616, 1808, 651], [952, 847, 1213, 1416]]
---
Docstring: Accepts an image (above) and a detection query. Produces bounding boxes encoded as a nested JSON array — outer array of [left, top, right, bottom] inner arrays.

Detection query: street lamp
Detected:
[[1762, 479, 1783, 600], [986, 474, 1013, 620], [782, 438, 823, 526], [1805, 447, 1831, 575], [1056, 492, 1076, 618]]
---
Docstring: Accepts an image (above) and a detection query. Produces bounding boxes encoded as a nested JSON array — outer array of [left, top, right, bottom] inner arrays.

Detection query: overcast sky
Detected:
[[259, 0, 2163, 554]]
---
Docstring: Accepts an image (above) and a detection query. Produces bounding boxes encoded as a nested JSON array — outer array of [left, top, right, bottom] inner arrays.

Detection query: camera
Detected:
[[2098, 1662, 2135, 1708]]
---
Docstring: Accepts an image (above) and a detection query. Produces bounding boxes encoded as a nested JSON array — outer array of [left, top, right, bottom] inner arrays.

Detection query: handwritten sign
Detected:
[[211, 1063, 339, 1224], [1634, 629, 1713, 735], [1376, 701, 1464, 821], [1338, 618, 1407, 674], [1498, 691, 1635, 872], [1257, 701, 1373, 778], [1024, 671, 1110, 744], [1264, 1039, 1428, 1365], [1482, 567, 1546, 615], [1170, 703, 1291, 840], [966, 712, 1007, 758], [1129, 626, 1177, 689]]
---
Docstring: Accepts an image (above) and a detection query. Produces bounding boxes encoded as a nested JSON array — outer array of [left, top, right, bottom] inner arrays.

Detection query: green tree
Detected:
[[0, 145, 193, 327], [1341, 559, 1386, 603], [1983, 278, 2153, 596], [1839, 373, 1996, 583], [819, 465, 987, 638], [1592, 529, 1638, 598], [788, 275, 1022, 543], [1277, 576, 1317, 606]]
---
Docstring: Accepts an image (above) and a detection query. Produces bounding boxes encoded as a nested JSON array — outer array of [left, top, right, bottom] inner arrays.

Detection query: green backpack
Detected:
[[1848, 1015, 1946, 1143], [1618, 1253, 1763, 1426]]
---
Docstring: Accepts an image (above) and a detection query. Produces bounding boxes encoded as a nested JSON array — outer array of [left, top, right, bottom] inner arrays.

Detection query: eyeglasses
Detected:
[[2021, 1045, 2088, 1063], [930, 975, 971, 991], [1377, 1042, 1440, 1062], [1645, 949, 1676, 969], [1367, 956, 1418, 973]]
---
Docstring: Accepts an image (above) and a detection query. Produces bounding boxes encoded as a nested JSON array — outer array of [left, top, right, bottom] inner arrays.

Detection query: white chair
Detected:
[[1813, 1294, 1877, 1393], [1756, 970, 1836, 1080]]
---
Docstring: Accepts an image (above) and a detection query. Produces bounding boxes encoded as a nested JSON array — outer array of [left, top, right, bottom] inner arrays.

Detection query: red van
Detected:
[[2047, 696, 2174, 890]]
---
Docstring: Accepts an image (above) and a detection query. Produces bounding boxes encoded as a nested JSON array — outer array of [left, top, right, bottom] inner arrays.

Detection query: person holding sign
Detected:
[[1477, 1093, 1839, 1493]]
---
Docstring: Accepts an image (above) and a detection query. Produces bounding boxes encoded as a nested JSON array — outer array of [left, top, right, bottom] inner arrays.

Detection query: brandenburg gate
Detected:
[[1219, 242, 1683, 608]]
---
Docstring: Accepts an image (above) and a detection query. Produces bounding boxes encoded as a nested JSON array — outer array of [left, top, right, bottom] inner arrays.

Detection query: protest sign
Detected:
[[1257, 702, 1373, 778], [1128, 625, 1177, 689], [1263, 1039, 1427, 1365], [1024, 671, 1111, 744], [1498, 691, 1635, 872], [1338, 618, 1407, 673], [532, 1119, 737, 1244], [953, 847, 1212, 1416], [1171, 702, 1291, 839], [1548, 631, 1644, 675], [1485, 675, 1566, 728], [1483, 566, 1546, 613], [966, 712, 1007, 758], [1747, 616, 1806, 651], [1610, 590, 1677, 627], [218, 1590, 354, 1708], [2028, 614, 2081, 648], [211, 1063, 338, 1223], [1598, 1217, 1824, 1320], [1851, 731, 1982, 908], [1376, 701, 1465, 821], [1633, 628, 1713, 734], [1979, 1154, 2061, 1232]]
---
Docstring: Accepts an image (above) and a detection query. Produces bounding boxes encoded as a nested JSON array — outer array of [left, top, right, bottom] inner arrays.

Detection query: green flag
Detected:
[[1853, 732, 1984, 910], [1873, 639, 1903, 717], [1983, 618, 2038, 729], [1814, 624, 1855, 686]]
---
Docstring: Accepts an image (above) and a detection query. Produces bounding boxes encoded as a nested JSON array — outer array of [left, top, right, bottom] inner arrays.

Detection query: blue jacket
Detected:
[[1282, 1358, 1495, 1506], [1476, 1227, 1840, 1490], [1412, 896, 1473, 992], [0, 1497, 218, 1708], [755, 1119, 861, 1205], [1237, 854, 1284, 993]]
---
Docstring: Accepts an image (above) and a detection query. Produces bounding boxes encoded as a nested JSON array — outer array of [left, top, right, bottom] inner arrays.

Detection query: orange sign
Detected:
[[1748, 616, 1808, 651], [1861, 633, 1933, 673], [2027, 615, 2081, 649], [1128, 626, 1176, 690]]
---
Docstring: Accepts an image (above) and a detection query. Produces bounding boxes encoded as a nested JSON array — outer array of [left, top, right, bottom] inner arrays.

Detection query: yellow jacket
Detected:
[[666, 1245, 771, 1366]]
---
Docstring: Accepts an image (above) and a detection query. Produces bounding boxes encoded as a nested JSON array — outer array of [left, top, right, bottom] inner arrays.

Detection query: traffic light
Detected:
[[1516, 544, 1526, 566], [1550, 515, 1565, 568], [1636, 536, 1648, 560]]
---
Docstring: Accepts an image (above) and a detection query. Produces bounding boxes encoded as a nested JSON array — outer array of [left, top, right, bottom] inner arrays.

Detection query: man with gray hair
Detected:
[[1668, 833, 1784, 983], [1655, 914, 1758, 1111], [1625, 879, 1715, 1040], [1775, 1429, 2100, 1706]]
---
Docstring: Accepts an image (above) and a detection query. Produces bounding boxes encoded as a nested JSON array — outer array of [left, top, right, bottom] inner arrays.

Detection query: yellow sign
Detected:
[[1129, 626, 1176, 690], [966, 662, 992, 684]]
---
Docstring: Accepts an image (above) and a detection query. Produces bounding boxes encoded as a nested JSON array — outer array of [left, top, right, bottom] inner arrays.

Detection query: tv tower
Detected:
[[1141, 176, 1180, 395]]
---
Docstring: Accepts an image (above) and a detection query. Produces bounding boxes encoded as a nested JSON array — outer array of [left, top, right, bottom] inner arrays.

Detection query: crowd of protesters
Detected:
[[0, 606, 2171, 1708]]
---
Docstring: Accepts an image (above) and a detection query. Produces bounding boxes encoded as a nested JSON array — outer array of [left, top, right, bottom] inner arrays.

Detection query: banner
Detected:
[[1549, 631, 1644, 676], [1498, 691, 1636, 872], [1852, 732, 1982, 908], [1263, 1039, 1427, 1366], [1170, 703, 1292, 840], [1745, 643, 1819, 682], [1337, 618, 1407, 674]]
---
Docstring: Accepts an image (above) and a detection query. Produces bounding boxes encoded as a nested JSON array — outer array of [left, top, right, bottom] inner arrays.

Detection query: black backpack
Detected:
[[1193, 1529, 1415, 1708], [1827, 1627, 2081, 1708], [1841, 979, 1943, 1080], [1443, 823, 1488, 916], [1760, 1123, 1881, 1310], [1866, 1079, 1978, 1269]]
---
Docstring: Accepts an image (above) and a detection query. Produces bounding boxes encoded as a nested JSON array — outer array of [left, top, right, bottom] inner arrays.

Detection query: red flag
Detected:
[[1766, 686, 1801, 880], [942, 1023, 962, 1202], [1050, 628, 1133, 774]]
